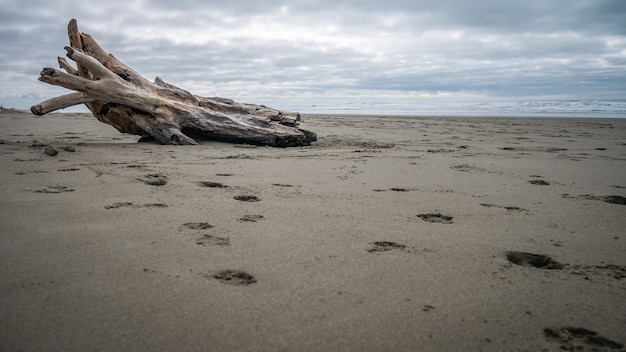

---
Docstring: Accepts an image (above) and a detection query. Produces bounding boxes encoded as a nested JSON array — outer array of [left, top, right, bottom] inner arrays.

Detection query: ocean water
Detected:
[[285, 99, 626, 118], [4, 98, 625, 118]]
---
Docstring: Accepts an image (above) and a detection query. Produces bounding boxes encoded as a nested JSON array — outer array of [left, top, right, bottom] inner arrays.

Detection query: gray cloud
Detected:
[[1, 0, 625, 110]]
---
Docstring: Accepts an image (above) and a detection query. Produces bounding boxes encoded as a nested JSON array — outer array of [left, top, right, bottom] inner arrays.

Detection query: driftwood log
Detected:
[[31, 19, 316, 147]]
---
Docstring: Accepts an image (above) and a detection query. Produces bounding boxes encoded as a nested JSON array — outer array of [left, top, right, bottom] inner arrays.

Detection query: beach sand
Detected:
[[1, 111, 625, 351]]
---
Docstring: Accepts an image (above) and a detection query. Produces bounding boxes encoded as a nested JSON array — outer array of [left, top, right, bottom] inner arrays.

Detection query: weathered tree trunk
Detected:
[[31, 19, 316, 147]]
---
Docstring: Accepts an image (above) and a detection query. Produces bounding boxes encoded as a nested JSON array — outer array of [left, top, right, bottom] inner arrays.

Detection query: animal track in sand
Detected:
[[211, 270, 257, 286], [505, 251, 563, 269], [367, 241, 407, 253], [137, 173, 168, 186], [234, 195, 260, 202], [544, 326, 623, 351], [417, 213, 454, 224]]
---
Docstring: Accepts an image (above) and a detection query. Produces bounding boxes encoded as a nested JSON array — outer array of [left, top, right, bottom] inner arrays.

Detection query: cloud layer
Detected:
[[1, 0, 625, 109]]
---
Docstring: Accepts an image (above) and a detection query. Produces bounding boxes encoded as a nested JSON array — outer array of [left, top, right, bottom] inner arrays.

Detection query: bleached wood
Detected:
[[31, 92, 92, 115], [31, 19, 316, 147]]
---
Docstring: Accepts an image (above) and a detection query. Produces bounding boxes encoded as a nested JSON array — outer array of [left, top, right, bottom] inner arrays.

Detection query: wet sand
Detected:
[[1, 111, 625, 351]]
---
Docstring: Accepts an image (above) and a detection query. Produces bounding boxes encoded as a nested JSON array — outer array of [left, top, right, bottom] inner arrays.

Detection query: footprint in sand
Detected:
[[58, 168, 80, 172], [417, 213, 454, 224], [239, 214, 264, 222], [44, 146, 58, 156], [137, 173, 168, 186], [197, 181, 227, 188], [562, 194, 626, 205], [569, 264, 626, 280], [602, 195, 626, 205], [210, 270, 257, 286], [234, 195, 260, 202], [367, 241, 407, 253], [480, 203, 528, 212], [180, 222, 229, 246], [33, 185, 75, 194], [181, 222, 214, 230], [505, 251, 564, 269], [505, 251, 626, 280], [544, 326, 623, 351], [105, 202, 168, 209], [529, 179, 550, 185], [195, 234, 230, 246], [390, 188, 412, 192]]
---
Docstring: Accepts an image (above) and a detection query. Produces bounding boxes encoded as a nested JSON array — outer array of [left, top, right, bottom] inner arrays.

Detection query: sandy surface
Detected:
[[1, 111, 625, 351]]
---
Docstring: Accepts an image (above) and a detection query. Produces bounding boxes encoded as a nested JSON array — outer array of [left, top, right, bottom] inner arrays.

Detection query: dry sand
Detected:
[[1, 111, 625, 351]]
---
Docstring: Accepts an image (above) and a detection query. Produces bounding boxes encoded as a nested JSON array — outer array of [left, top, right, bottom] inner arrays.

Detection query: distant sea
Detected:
[[285, 99, 626, 118], [3, 98, 625, 118]]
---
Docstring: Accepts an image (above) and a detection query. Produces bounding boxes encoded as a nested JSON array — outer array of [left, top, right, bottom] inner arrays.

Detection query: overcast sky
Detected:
[[1, 0, 625, 110]]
